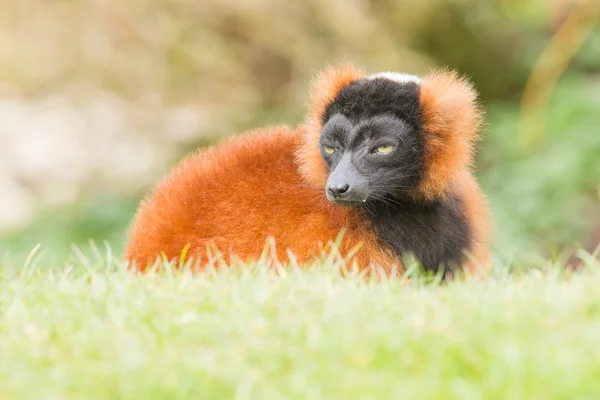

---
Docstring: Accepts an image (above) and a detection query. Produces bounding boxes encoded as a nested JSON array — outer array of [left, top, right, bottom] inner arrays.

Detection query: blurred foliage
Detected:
[[2, 0, 563, 130], [480, 73, 600, 257], [1, 194, 139, 266], [1, 0, 599, 264]]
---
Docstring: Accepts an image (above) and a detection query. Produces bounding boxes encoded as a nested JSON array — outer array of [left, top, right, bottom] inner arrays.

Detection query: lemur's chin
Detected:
[[332, 200, 359, 207], [327, 197, 369, 207]]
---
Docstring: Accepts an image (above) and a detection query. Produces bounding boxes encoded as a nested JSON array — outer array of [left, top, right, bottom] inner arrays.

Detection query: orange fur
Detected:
[[414, 69, 484, 201], [454, 172, 493, 275], [125, 126, 402, 272]]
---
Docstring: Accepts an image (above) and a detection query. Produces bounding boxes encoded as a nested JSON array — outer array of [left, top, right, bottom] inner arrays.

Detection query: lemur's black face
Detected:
[[319, 76, 424, 206]]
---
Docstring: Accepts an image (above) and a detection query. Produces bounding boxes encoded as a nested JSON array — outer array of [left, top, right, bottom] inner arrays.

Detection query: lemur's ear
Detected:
[[414, 69, 484, 200], [296, 64, 365, 188]]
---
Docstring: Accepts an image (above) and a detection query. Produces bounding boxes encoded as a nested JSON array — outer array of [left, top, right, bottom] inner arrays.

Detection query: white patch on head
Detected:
[[368, 72, 421, 84]]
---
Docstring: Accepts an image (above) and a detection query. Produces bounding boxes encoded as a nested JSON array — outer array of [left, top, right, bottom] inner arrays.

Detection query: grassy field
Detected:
[[2, 1, 599, 398], [2, 248, 600, 399]]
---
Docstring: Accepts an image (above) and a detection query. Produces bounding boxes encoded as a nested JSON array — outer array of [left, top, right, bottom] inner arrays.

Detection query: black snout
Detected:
[[327, 183, 350, 199]]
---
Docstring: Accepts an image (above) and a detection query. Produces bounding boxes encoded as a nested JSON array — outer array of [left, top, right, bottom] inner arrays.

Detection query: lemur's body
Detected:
[[125, 65, 491, 275]]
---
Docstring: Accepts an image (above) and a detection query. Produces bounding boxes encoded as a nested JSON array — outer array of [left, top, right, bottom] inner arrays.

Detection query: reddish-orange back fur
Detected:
[[125, 126, 398, 271]]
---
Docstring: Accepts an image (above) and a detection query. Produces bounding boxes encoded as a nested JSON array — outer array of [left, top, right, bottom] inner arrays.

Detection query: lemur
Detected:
[[124, 64, 492, 276]]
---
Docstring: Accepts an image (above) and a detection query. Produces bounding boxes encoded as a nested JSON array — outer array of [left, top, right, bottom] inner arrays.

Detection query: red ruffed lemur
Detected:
[[124, 64, 492, 276]]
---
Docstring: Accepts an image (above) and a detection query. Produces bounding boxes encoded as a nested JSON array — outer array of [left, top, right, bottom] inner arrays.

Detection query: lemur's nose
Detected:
[[327, 183, 350, 199]]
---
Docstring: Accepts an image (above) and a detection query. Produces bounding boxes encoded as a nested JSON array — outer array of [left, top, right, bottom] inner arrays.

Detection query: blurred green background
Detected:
[[1, 0, 599, 267]]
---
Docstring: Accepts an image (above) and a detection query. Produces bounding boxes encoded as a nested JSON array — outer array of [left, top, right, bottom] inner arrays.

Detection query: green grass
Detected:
[[2, 248, 600, 399]]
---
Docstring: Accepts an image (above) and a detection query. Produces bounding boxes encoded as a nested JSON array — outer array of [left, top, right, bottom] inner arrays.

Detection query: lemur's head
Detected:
[[296, 64, 484, 205]]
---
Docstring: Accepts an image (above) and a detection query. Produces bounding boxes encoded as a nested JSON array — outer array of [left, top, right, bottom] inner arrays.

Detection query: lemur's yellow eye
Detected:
[[323, 145, 335, 154], [376, 144, 394, 154]]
